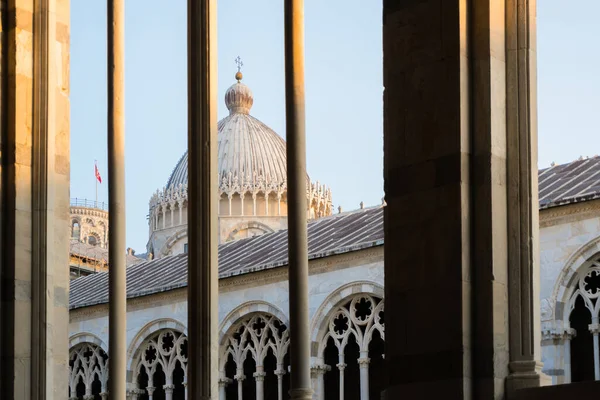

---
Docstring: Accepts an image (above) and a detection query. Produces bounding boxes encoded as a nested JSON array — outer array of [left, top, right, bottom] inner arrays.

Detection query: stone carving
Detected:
[[132, 329, 188, 397], [69, 343, 109, 400]]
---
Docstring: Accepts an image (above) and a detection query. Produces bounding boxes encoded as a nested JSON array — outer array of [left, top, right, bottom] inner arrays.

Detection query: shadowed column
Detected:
[[107, 0, 127, 398], [187, 0, 219, 398], [284, 0, 312, 399]]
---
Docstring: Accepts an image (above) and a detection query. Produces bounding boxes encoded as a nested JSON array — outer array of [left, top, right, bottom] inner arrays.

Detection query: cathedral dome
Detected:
[[165, 72, 295, 190]]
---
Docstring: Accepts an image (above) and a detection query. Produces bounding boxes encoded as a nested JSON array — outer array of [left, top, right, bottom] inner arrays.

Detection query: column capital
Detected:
[[100, 392, 109, 400], [218, 377, 232, 387], [234, 373, 246, 381], [253, 371, 267, 381], [589, 323, 600, 335], [336, 362, 347, 371], [163, 384, 175, 393], [146, 386, 156, 395], [358, 357, 371, 366], [83, 396, 95, 400], [275, 368, 286, 377]]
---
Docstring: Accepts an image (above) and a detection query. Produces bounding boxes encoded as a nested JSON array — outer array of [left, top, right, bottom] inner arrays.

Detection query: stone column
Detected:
[[235, 373, 245, 400], [358, 353, 370, 400], [336, 355, 346, 400], [0, 0, 71, 397], [100, 392, 109, 400], [228, 194, 233, 216], [382, 1, 539, 399], [275, 368, 286, 400], [265, 193, 270, 215], [162, 208, 166, 229], [284, 0, 312, 398], [589, 322, 600, 380], [505, 0, 544, 395], [179, 204, 183, 225], [218, 377, 231, 400], [311, 365, 328, 400], [164, 384, 175, 400], [254, 366, 266, 400], [563, 328, 576, 383], [146, 386, 156, 400], [252, 193, 257, 216], [187, 0, 219, 399], [107, 0, 127, 399]]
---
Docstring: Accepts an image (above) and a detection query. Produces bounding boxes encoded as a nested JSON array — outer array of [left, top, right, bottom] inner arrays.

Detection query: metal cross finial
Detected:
[[235, 56, 243, 72]]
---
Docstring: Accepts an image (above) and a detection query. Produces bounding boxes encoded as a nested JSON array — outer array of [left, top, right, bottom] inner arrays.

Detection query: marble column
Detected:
[[254, 366, 267, 400], [265, 193, 270, 215], [382, 1, 540, 399], [240, 194, 245, 216], [147, 386, 156, 400], [218, 377, 232, 400], [336, 355, 346, 400], [275, 368, 286, 400], [358, 353, 370, 400], [164, 384, 175, 400], [252, 193, 257, 216], [589, 322, 600, 380], [107, 0, 127, 399], [187, 0, 219, 399], [284, 0, 312, 398], [563, 328, 576, 383], [311, 365, 328, 400], [235, 373, 245, 400]]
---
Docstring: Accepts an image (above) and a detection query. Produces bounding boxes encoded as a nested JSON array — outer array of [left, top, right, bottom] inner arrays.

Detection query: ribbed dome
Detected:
[[165, 75, 304, 190]]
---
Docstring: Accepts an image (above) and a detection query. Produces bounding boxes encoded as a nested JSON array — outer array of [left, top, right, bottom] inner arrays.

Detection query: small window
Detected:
[[88, 236, 97, 246], [184, 243, 188, 254]]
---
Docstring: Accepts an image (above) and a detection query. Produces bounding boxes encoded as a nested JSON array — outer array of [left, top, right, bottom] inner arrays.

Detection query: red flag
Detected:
[[95, 163, 102, 183]]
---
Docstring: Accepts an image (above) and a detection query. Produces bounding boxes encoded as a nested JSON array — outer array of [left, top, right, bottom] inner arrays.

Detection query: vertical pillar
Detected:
[[252, 193, 257, 216], [265, 193, 269, 215], [358, 353, 370, 400], [107, 0, 127, 399], [337, 355, 346, 400], [240, 194, 245, 216], [589, 322, 600, 380], [564, 328, 575, 384], [164, 384, 175, 400], [162, 208, 166, 229], [235, 373, 245, 400], [284, 0, 312, 398], [382, 0, 539, 399], [275, 368, 286, 400], [179, 204, 183, 225], [505, 0, 543, 395], [1, 0, 71, 397], [187, 0, 218, 399], [218, 378, 231, 400], [311, 365, 328, 400], [147, 387, 156, 400], [254, 366, 266, 400]]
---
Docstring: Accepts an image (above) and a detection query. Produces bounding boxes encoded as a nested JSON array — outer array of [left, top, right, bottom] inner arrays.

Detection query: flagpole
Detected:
[[95, 160, 98, 207]]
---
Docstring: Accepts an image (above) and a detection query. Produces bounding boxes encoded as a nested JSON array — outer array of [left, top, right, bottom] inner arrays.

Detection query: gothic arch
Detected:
[[159, 228, 188, 256], [127, 318, 188, 372], [219, 300, 289, 344], [550, 234, 600, 323], [310, 281, 384, 358], [69, 332, 108, 354], [68, 338, 109, 399]]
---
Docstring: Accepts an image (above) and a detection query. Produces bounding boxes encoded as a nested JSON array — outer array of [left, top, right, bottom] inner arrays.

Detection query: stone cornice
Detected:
[[539, 199, 600, 227], [70, 247, 384, 322]]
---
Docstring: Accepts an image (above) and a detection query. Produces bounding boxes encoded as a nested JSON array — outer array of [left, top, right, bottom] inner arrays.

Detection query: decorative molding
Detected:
[[539, 199, 600, 227]]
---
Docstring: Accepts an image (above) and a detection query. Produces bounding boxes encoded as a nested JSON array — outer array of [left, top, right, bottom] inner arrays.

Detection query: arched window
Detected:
[[566, 259, 600, 382], [72, 221, 81, 240], [68, 343, 108, 400], [317, 294, 384, 400], [131, 329, 188, 400], [220, 313, 290, 400]]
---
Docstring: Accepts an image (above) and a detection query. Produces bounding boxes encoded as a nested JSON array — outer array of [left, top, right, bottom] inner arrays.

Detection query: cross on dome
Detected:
[[235, 56, 244, 82]]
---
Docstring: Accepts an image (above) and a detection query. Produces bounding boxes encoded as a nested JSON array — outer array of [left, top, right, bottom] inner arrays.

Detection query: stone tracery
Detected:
[[68, 343, 109, 400], [219, 312, 290, 400], [563, 257, 600, 382], [131, 329, 188, 400], [316, 294, 385, 400]]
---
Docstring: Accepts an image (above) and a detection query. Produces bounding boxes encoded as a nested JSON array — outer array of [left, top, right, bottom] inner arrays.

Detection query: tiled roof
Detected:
[[539, 156, 600, 209], [69, 206, 385, 310], [70, 157, 600, 310]]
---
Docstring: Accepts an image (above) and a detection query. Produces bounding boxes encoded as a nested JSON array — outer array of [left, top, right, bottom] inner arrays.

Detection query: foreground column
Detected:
[[284, 0, 312, 399], [107, 0, 127, 398], [187, 0, 219, 399], [382, 1, 540, 399]]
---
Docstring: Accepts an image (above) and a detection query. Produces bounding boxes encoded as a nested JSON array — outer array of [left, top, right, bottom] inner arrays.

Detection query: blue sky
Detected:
[[70, 0, 598, 252]]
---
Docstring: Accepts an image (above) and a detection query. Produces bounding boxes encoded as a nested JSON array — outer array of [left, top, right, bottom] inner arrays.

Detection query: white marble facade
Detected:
[[69, 247, 384, 400], [539, 199, 600, 384]]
